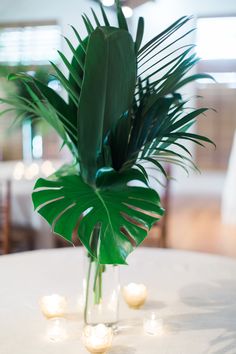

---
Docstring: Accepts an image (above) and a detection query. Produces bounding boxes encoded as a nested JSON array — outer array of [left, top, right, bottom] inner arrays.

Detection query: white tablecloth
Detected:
[[0, 247, 236, 354]]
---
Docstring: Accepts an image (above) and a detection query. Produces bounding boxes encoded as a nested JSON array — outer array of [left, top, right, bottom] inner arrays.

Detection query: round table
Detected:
[[1, 247, 236, 354]]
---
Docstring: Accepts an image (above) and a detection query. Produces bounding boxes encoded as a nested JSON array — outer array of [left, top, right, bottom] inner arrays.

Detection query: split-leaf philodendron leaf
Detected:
[[0, 1, 215, 264], [32, 169, 163, 264]]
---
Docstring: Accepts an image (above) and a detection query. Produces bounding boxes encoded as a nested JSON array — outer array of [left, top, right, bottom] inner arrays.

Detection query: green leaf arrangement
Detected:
[[0, 0, 214, 264]]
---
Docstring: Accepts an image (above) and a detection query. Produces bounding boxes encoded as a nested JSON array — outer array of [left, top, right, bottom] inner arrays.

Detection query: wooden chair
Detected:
[[157, 165, 171, 248], [0, 179, 36, 254], [0, 180, 11, 254], [142, 165, 171, 248]]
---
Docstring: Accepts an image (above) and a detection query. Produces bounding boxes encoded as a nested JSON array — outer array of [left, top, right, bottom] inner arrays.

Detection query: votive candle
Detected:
[[40, 294, 67, 319], [143, 312, 163, 336], [82, 324, 113, 354], [123, 283, 147, 309], [46, 318, 68, 342]]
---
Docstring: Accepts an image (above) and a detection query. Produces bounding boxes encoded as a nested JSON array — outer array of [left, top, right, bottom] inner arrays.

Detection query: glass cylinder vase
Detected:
[[83, 253, 120, 328]]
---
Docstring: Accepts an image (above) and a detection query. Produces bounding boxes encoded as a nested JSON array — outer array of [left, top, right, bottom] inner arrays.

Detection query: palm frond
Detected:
[[135, 17, 145, 53]]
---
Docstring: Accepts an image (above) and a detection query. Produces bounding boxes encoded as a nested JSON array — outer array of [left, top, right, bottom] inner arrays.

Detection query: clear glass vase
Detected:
[[83, 253, 120, 328]]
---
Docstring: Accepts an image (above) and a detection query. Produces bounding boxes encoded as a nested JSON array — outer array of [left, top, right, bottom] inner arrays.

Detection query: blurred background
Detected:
[[0, 0, 236, 256]]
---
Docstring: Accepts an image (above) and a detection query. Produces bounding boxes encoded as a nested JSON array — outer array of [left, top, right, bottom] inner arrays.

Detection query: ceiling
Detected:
[[93, 0, 154, 10]]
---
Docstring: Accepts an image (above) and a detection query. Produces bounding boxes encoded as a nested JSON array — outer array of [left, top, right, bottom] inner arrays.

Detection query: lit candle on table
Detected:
[[123, 283, 147, 309], [143, 312, 163, 336], [24, 162, 39, 180], [82, 324, 113, 354], [41, 160, 56, 176], [40, 294, 67, 319], [13, 162, 25, 180]]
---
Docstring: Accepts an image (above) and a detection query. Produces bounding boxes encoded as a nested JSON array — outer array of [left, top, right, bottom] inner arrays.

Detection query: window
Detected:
[[197, 17, 236, 60], [0, 22, 60, 66], [195, 17, 236, 171], [197, 72, 236, 86]]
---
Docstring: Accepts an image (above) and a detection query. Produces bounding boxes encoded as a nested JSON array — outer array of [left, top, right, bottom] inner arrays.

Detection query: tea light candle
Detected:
[[40, 294, 67, 319], [143, 312, 163, 336], [47, 318, 68, 342], [123, 283, 147, 309], [82, 324, 113, 354]]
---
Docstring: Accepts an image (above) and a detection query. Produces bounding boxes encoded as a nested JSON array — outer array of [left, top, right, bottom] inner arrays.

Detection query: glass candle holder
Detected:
[[40, 294, 67, 319], [123, 283, 147, 309], [143, 312, 164, 336], [46, 318, 68, 342], [82, 324, 113, 354]]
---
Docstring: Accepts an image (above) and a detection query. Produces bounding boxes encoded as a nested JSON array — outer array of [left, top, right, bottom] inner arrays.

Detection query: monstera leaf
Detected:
[[32, 169, 163, 264]]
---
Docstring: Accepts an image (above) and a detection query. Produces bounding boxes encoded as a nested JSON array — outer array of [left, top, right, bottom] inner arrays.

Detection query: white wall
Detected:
[[2, 0, 235, 27]]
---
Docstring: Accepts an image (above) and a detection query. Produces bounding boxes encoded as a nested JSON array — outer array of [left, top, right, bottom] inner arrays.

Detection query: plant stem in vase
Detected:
[[84, 253, 120, 328]]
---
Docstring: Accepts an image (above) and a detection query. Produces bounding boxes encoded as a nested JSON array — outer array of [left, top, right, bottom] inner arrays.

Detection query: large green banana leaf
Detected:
[[78, 26, 136, 185], [32, 168, 163, 264]]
